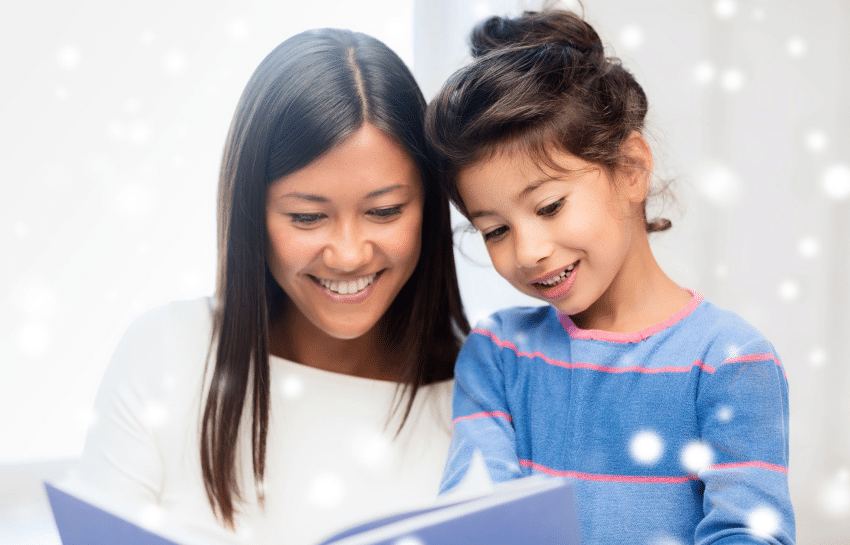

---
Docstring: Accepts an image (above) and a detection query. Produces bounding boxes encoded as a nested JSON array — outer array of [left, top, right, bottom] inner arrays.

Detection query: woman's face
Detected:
[[266, 123, 424, 341]]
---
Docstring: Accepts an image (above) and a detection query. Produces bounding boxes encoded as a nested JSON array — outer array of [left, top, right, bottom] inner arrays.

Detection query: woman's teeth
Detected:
[[537, 263, 577, 287], [318, 273, 377, 295]]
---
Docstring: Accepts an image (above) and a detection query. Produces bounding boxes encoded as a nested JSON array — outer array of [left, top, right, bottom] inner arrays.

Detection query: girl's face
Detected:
[[457, 145, 647, 323], [266, 123, 424, 341]]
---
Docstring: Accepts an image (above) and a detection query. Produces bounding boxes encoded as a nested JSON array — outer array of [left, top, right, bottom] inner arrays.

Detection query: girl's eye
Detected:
[[368, 206, 403, 220], [482, 226, 508, 242], [537, 198, 564, 216], [288, 213, 326, 225]]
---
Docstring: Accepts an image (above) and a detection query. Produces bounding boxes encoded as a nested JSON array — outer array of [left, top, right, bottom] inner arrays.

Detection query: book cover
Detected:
[[46, 474, 580, 545], [46, 483, 180, 545]]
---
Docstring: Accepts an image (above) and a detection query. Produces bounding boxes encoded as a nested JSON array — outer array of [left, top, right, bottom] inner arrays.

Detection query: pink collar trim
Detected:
[[556, 289, 704, 343]]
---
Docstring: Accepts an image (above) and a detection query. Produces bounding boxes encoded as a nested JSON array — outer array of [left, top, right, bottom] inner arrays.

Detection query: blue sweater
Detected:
[[441, 293, 795, 544]]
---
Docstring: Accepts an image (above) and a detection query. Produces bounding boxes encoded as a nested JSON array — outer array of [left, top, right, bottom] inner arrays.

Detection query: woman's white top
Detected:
[[66, 297, 454, 545]]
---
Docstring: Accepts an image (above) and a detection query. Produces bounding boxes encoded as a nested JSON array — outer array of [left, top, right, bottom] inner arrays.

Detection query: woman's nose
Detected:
[[322, 221, 374, 271]]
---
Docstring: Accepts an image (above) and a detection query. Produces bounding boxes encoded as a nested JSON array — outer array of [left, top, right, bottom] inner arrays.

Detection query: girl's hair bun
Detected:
[[470, 10, 604, 64], [427, 8, 672, 233], [470, 16, 522, 57]]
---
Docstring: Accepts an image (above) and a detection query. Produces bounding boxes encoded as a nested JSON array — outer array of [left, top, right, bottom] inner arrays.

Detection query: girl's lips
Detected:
[[531, 262, 579, 300]]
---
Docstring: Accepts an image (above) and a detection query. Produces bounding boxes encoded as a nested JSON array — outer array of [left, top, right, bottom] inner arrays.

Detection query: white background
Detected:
[[1, 0, 848, 543]]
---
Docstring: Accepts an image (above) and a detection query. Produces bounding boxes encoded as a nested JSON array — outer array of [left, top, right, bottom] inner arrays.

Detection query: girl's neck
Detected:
[[268, 306, 400, 381], [570, 232, 692, 333]]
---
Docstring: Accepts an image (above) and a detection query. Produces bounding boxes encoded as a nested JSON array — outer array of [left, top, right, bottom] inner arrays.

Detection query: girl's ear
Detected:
[[618, 131, 654, 203]]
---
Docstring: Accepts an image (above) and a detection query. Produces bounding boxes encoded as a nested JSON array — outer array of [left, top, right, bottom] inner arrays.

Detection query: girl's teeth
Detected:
[[319, 273, 376, 295], [538, 264, 577, 287]]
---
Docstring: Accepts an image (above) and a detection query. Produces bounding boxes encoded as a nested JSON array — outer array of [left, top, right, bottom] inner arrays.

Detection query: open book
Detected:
[[46, 466, 579, 544]]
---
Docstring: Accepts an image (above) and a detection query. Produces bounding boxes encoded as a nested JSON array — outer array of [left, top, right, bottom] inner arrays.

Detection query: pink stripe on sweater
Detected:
[[472, 328, 713, 375], [519, 459, 788, 481], [709, 461, 788, 474], [452, 411, 513, 425], [519, 460, 700, 483], [721, 353, 787, 379], [557, 290, 704, 343]]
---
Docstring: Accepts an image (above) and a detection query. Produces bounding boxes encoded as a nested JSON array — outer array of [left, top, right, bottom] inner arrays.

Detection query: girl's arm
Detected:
[[695, 339, 795, 544], [439, 326, 523, 493]]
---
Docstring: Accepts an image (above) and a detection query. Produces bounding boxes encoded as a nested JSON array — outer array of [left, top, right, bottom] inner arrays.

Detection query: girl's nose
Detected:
[[514, 224, 554, 269]]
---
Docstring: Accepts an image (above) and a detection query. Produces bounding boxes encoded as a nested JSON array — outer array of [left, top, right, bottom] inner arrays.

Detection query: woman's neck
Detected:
[[268, 306, 400, 381]]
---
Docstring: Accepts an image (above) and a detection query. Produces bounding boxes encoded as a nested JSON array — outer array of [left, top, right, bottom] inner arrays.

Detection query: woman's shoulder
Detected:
[[101, 297, 214, 387], [123, 296, 214, 339]]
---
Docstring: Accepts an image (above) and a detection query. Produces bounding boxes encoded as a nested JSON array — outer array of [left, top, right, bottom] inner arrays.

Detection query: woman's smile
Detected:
[[308, 270, 384, 302], [266, 123, 424, 341]]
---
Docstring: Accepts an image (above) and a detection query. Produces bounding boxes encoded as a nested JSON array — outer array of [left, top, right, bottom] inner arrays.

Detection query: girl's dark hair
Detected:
[[204, 28, 469, 528], [425, 8, 671, 232]]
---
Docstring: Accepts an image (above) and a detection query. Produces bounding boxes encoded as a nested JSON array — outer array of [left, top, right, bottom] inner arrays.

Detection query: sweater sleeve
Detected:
[[694, 339, 795, 544], [439, 325, 523, 494]]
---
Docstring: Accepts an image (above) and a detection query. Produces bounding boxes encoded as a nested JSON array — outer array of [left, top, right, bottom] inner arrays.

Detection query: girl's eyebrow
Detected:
[[516, 177, 555, 201], [469, 176, 564, 219], [279, 184, 408, 202]]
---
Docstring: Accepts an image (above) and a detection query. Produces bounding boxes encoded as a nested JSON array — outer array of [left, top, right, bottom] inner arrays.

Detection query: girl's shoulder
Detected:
[[471, 304, 558, 336], [688, 297, 772, 344], [670, 296, 780, 366]]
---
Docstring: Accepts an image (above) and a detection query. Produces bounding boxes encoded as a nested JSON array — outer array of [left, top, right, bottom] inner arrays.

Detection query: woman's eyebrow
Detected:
[[469, 209, 495, 220], [365, 184, 407, 198], [279, 184, 408, 203], [280, 192, 328, 202]]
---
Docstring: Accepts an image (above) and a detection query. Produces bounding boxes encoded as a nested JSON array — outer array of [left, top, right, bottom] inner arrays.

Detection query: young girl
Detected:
[[68, 28, 469, 545], [426, 9, 794, 545]]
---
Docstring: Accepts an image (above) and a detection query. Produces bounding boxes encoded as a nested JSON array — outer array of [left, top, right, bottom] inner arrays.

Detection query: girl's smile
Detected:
[[530, 261, 579, 299], [457, 139, 653, 330]]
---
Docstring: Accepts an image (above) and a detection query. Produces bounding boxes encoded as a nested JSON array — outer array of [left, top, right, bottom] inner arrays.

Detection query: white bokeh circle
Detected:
[[630, 430, 664, 465]]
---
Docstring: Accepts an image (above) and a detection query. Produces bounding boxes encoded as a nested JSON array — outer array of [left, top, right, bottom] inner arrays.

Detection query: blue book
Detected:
[[46, 476, 580, 545], [45, 483, 179, 545]]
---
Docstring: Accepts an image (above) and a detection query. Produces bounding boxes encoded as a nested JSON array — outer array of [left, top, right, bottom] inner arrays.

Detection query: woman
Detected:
[[70, 28, 469, 545]]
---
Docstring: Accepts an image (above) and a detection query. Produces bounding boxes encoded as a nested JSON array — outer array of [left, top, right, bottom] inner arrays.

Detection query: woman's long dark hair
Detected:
[[202, 28, 469, 528]]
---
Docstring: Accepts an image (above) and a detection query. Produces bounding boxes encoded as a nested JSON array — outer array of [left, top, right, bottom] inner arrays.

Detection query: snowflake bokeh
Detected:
[[797, 236, 820, 259], [747, 506, 781, 538], [822, 164, 850, 200], [713, 0, 737, 19], [630, 430, 664, 465], [716, 406, 734, 422], [820, 469, 850, 517], [307, 473, 346, 508], [280, 375, 305, 398], [681, 441, 714, 474], [777, 279, 800, 302]]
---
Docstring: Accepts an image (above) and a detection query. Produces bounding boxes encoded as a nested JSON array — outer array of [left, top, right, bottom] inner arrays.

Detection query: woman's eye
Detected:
[[288, 213, 325, 225], [482, 226, 508, 242], [537, 198, 564, 216], [368, 206, 403, 220]]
